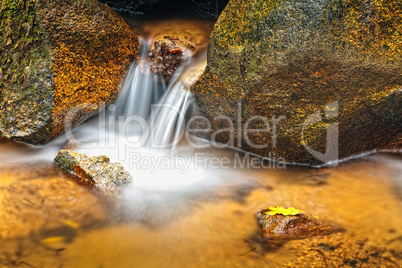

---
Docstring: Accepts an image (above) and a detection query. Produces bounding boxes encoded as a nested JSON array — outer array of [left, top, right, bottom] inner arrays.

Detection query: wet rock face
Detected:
[[0, 0, 138, 144], [191, 0, 402, 166], [146, 20, 214, 81], [257, 207, 337, 242], [54, 150, 132, 191], [149, 36, 192, 81]]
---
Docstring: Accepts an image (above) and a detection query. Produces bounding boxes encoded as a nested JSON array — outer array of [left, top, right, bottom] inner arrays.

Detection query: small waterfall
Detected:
[[67, 40, 196, 150], [148, 59, 206, 148], [0, 38, 239, 193], [103, 40, 196, 149], [149, 81, 195, 148], [0, 32, 254, 203], [0, 40, 198, 169], [64, 39, 204, 187], [112, 42, 166, 119]]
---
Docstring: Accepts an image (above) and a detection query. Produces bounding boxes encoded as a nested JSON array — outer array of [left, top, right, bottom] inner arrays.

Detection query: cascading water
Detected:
[[69, 39, 197, 149], [0, 40, 185, 167], [0, 39, 250, 193], [67, 40, 210, 188], [149, 74, 197, 148], [112, 41, 167, 119]]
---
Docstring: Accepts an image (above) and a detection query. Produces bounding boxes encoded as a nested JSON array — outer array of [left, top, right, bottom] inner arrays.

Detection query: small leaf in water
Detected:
[[264, 206, 304, 216], [58, 218, 80, 230], [41, 236, 66, 244]]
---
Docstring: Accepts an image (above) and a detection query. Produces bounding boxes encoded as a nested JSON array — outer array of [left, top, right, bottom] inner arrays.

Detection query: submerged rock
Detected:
[[286, 233, 402, 267], [54, 150, 132, 191], [257, 207, 338, 242], [0, 0, 138, 144], [191, 0, 402, 166], [0, 165, 107, 240]]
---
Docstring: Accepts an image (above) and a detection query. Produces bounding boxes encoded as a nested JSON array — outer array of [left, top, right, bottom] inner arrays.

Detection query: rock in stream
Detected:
[[54, 150, 132, 191], [145, 20, 213, 81], [257, 207, 339, 243]]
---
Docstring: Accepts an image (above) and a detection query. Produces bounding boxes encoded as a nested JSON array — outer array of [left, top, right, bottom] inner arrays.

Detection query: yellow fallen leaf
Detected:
[[265, 206, 304, 216], [41, 236, 65, 244], [58, 218, 80, 230]]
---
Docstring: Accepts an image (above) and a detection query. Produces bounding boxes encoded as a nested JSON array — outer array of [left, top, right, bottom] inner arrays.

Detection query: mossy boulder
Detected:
[[0, 0, 138, 144], [191, 0, 402, 166], [54, 150, 132, 191]]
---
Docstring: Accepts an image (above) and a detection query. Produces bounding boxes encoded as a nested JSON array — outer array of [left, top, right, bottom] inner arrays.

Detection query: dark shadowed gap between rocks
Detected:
[[99, 0, 230, 19]]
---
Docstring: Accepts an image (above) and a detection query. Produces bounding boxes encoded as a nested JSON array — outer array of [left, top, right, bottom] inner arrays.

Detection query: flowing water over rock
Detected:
[[0, 19, 401, 268]]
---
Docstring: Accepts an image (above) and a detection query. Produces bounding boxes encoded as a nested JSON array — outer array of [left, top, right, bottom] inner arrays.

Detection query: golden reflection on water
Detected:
[[0, 154, 401, 267]]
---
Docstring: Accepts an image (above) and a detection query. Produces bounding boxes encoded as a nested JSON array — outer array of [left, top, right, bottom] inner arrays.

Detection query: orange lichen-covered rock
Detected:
[[0, 0, 138, 144], [191, 0, 402, 166]]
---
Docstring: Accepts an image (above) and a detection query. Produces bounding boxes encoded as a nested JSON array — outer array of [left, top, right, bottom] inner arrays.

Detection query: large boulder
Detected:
[[191, 0, 402, 166], [0, 0, 138, 144]]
